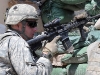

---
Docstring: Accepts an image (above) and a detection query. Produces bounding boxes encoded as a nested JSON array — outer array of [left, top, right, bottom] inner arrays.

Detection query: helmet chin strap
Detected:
[[21, 21, 33, 41], [11, 22, 31, 41], [19, 24, 31, 41]]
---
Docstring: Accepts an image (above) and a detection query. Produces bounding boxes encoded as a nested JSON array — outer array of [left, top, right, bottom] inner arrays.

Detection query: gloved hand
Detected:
[[83, 26, 89, 32], [42, 36, 61, 56], [73, 12, 88, 21]]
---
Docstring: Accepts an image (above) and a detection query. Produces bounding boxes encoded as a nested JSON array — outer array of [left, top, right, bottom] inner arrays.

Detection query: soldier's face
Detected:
[[24, 19, 37, 39]]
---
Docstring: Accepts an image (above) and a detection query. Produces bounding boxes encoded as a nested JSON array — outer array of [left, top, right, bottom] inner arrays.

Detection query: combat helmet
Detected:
[[5, 4, 38, 25]]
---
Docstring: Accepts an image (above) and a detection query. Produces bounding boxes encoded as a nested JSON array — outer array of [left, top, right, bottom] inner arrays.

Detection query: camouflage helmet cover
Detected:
[[5, 4, 38, 25]]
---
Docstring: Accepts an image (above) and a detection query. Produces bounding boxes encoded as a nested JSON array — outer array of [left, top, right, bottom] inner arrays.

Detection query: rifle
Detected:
[[27, 14, 100, 53]]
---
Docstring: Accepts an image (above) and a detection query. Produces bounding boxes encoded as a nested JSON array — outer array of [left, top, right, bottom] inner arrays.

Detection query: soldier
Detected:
[[86, 18, 100, 75], [0, 4, 61, 75]]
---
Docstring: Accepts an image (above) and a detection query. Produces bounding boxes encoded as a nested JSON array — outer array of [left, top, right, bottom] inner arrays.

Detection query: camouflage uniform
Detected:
[[0, 29, 52, 75], [86, 41, 100, 75]]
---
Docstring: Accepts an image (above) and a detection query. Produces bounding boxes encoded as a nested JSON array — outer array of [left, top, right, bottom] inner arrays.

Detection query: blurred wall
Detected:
[[0, 0, 10, 24], [0, 0, 9, 33]]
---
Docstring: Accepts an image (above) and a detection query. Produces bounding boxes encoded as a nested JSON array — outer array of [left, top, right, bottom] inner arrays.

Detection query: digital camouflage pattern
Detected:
[[86, 41, 100, 75], [0, 29, 52, 75]]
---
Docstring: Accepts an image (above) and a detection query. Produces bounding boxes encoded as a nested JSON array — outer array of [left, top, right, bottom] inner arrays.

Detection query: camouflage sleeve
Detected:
[[8, 36, 52, 75]]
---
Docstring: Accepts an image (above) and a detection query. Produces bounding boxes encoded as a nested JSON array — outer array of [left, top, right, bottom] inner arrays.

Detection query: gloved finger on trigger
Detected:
[[51, 35, 61, 43], [74, 12, 87, 20], [42, 40, 48, 47]]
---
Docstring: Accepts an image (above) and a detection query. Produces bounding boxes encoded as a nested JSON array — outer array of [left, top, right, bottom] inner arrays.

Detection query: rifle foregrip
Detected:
[[61, 37, 72, 51]]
